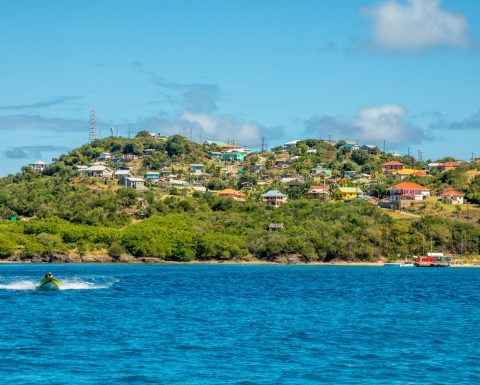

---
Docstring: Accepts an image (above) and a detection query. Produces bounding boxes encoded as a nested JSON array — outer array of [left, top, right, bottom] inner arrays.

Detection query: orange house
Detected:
[[217, 189, 246, 201]]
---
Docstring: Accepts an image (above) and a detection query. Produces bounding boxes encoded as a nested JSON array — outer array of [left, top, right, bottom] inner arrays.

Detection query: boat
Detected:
[[37, 277, 62, 290], [383, 262, 402, 267], [414, 253, 451, 267]]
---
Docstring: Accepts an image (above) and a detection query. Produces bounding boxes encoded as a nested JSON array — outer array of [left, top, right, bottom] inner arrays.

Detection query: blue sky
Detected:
[[1, 0, 480, 175]]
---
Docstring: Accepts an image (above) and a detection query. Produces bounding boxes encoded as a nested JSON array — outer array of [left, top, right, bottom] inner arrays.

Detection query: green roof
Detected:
[[337, 187, 363, 194], [261, 190, 288, 198]]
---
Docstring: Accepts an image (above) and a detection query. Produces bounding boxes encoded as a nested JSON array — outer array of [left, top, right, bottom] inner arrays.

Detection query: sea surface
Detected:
[[0, 264, 479, 384]]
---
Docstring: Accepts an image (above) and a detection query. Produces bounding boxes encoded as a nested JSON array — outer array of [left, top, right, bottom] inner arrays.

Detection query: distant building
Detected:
[[144, 172, 160, 182], [360, 145, 378, 154], [382, 161, 404, 172], [391, 168, 428, 179], [307, 185, 330, 200], [387, 182, 430, 202], [439, 161, 461, 171], [113, 169, 133, 179], [29, 161, 48, 172], [334, 187, 363, 200], [99, 152, 112, 160], [283, 140, 300, 150], [120, 177, 145, 190], [222, 152, 246, 162], [217, 189, 246, 201], [441, 189, 464, 205], [82, 165, 113, 178], [261, 190, 288, 207], [189, 164, 206, 174]]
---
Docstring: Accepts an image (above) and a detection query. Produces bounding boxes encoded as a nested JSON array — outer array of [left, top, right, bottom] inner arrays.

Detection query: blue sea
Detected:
[[0, 264, 479, 384]]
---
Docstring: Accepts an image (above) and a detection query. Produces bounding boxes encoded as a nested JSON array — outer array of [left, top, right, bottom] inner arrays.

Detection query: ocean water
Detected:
[[0, 264, 479, 384]]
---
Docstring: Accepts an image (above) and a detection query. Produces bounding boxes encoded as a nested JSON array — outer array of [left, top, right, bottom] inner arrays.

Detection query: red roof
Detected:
[[441, 189, 464, 197], [391, 182, 429, 191], [310, 185, 329, 190], [442, 161, 460, 167], [382, 161, 404, 166]]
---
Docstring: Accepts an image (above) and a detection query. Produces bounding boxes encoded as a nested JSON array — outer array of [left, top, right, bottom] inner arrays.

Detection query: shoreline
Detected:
[[1, 256, 479, 267]]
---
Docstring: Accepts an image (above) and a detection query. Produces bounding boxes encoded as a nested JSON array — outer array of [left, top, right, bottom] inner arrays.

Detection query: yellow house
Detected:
[[334, 187, 363, 200]]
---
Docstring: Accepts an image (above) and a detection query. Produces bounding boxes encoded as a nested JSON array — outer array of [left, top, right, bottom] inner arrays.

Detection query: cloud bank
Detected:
[[306, 104, 427, 147], [365, 0, 470, 52]]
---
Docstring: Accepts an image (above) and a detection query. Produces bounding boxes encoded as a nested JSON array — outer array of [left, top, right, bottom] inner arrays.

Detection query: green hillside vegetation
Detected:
[[1, 133, 480, 263]]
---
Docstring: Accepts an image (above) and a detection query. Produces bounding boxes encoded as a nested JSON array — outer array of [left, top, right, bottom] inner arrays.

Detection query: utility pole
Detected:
[[89, 109, 97, 143], [383, 140, 386, 154], [128, 127, 131, 138], [190, 128, 193, 141], [261, 137, 265, 153]]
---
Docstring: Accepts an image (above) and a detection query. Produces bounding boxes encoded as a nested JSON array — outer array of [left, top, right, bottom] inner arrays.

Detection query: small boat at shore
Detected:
[[37, 276, 61, 290], [414, 253, 451, 267]]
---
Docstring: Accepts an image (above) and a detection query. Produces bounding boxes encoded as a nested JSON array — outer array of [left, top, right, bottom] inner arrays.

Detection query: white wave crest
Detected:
[[0, 280, 37, 290]]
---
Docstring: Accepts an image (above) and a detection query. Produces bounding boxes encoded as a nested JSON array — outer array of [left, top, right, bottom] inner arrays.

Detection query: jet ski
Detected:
[[38, 273, 61, 290]]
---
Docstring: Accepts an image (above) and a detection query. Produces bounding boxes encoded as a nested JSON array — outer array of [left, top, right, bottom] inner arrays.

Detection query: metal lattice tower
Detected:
[[89, 109, 97, 142]]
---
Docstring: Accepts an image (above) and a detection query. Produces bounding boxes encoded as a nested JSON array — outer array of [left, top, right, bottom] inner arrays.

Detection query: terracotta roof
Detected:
[[382, 161, 404, 166], [442, 161, 460, 167], [441, 189, 464, 197], [391, 182, 429, 191], [310, 185, 329, 190], [411, 170, 428, 176]]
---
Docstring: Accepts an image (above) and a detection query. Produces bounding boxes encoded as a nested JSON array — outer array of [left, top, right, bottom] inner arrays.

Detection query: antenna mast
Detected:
[[89, 109, 97, 142]]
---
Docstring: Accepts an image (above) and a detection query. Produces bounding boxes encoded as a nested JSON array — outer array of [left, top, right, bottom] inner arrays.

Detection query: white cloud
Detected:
[[366, 0, 470, 52], [180, 113, 263, 142], [306, 104, 427, 147]]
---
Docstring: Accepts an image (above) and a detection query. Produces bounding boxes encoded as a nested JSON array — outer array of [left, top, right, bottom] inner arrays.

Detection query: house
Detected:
[[441, 189, 464, 204], [29, 161, 48, 172], [222, 152, 246, 162], [120, 177, 145, 190], [344, 170, 357, 179], [143, 148, 155, 155], [192, 186, 207, 193], [388, 182, 430, 202], [217, 189, 246, 201], [307, 185, 330, 200], [73, 165, 88, 171], [382, 161, 404, 172], [312, 167, 332, 178], [261, 190, 288, 207], [268, 223, 284, 231], [340, 143, 360, 151], [208, 151, 223, 161], [284, 140, 300, 150], [113, 169, 133, 179], [83, 165, 113, 177], [122, 154, 138, 162], [189, 164, 206, 174], [144, 172, 160, 182], [391, 168, 428, 179], [439, 161, 461, 171], [99, 152, 112, 160], [334, 187, 363, 200], [353, 195, 379, 205], [361, 145, 378, 154], [306, 149, 317, 155]]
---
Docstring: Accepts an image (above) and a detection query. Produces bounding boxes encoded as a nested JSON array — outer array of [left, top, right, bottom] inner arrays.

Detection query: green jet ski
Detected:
[[38, 273, 61, 290]]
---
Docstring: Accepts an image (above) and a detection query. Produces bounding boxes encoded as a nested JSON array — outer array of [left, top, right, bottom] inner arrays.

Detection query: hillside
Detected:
[[1, 133, 480, 263]]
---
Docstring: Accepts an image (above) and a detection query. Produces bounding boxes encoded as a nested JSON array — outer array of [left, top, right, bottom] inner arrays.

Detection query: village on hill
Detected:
[[24, 132, 478, 215], [1, 131, 480, 264]]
